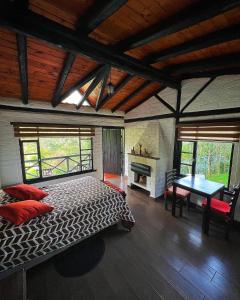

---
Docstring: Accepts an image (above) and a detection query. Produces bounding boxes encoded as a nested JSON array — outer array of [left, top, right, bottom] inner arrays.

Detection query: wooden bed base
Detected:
[[0, 220, 134, 300]]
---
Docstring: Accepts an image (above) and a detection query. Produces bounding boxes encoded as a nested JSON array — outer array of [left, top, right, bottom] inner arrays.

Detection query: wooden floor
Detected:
[[27, 184, 240, 300]]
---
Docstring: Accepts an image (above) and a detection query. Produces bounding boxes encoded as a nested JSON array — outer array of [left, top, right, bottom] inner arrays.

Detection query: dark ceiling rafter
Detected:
[[52, 52, 75, 107], [155, 94, 175, 113], [180, 77, 216, 113], [77, 0, 127, 34], [179, 67, 240, 80], [95, 65, 110, 109], [77, 65, 108, 109], [125, 86, 166, 114], [96, 74, 134, 111], [165, 53, 240, 76], [0, 2, 179, 90], [145, 24, 240, 64], [54, 0, 126, 108], [59, 65, 103, 104], [111, 81, 151, 112], [114, 0, 240, 52], [16, 33, 28, 104]]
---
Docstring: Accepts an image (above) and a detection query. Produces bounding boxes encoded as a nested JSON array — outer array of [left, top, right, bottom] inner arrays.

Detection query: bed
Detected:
[[0, 176, 134, 275]]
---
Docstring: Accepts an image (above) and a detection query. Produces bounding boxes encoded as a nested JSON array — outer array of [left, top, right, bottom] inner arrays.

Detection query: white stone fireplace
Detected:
[[128, 154, 161, 198]]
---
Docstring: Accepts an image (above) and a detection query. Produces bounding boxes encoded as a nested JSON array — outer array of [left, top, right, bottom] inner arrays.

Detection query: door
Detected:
[[19, 139, 42, 182], [103, 128, 123, 175]]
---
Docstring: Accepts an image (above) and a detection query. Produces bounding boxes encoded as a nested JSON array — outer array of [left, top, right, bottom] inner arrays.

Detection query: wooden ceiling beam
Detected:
[[59, 65, 103, 104], [125, 86, 166, 114], [165, 54, 240, 76], [95, 65, 111, 109], [145, 25, 240, 64], [16, 34, 28, 104], [52, 52, 75, 107], [179, 68, 240, 80], [112, 81, 151, 112], [77, 0, 127, 34], [77, 65, 108, 109], [155, 94, 175, 113], [0, 3, 179, 90], [180, 77, 216, 113], [115, 0, 240, 52], [96, 74, 134, 111]]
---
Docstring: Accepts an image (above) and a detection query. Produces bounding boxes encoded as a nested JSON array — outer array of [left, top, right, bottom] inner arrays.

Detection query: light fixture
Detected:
[[106, 67, 114, 95]]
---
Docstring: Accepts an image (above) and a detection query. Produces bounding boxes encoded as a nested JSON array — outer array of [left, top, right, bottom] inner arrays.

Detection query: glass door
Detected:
[[20, 140, 42, 181]]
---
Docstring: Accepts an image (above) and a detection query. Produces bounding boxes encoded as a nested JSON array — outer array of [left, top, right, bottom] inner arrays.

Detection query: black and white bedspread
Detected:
[[0, 176, 134, 273]]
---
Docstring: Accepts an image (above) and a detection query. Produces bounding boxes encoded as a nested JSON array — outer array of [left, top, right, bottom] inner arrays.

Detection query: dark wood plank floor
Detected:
[[27, 185, 240, 300]]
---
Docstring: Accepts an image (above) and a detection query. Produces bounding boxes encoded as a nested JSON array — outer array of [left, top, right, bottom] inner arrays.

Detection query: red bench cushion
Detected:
[[202, 198, 231, 215], [103, 181, 126, 198], [166, 186, 191, 198]]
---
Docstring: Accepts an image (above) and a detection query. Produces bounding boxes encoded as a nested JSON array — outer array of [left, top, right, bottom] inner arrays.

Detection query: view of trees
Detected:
[[22, 137, 93, 180], [181, 141, 232, 186]]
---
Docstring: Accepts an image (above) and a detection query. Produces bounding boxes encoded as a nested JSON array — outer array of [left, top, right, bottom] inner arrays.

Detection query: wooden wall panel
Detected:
[[120, 82, 161, 111], [102, 77, 145, 109], [29, 0, 94, 29], [27, 37, 65, 101], [153, 39, 240, 70], [127, 7, 240, 60], [90, 0, 195, 45], [0, 28, 21, 99]]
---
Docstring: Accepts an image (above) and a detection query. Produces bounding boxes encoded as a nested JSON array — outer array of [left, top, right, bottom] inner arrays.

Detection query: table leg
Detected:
[[172, 184, 176, 216], [202, 196, 211, 234], [219, 188, 224, 200]]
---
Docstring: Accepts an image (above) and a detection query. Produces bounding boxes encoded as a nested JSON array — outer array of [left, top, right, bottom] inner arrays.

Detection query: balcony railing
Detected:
[[24, 154, 92, 179]]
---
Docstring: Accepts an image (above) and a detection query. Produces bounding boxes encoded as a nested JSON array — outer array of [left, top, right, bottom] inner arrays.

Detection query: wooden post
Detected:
[[173, 86, 181, 171]]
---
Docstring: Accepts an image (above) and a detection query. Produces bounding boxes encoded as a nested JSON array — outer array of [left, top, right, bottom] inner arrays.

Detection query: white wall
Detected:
[[0, 103, 124, 188], [125, 75, 240, 221]]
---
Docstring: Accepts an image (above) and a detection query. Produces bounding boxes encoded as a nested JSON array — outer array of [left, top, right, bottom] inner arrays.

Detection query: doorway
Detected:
[[102, 128, 124, 182]]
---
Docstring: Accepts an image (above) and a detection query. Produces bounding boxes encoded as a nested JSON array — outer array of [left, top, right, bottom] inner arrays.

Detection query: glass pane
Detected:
[[182, 141, 194, 153], [180, 164, 192, 176], [24, 161, 40, 179], [196, 141, 232, 186], [181, 152, 193, 165], [81, 149, 92, 161], [82, 160, 92, 171], [81, 138, 92, 150], [23, 142, 37, 154], [39, 137, 81, 178]]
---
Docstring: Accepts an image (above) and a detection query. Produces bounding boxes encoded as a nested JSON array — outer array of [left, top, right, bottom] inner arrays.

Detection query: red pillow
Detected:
[[0, 200, 54, 225], [3, 184, 48, 200]]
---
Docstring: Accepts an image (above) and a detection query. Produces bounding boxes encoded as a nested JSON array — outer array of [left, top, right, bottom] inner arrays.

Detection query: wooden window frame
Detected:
[[178, 140, 234, 189]]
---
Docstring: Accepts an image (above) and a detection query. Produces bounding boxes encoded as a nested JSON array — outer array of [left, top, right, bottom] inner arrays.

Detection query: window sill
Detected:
[[24, 169, 97, 184]]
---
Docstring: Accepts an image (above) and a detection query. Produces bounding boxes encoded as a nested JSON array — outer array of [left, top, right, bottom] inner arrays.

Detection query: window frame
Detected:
[[19, 136, 95, 184], [178, 140, 234, 189]]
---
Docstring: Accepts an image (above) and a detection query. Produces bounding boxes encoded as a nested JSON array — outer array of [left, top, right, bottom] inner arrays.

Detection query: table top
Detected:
[[173, 175, 225, 197]]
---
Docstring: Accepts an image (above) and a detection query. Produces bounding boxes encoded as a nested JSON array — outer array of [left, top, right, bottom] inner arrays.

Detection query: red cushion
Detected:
[[166, 186, 191, 198], [103, 181, 126, 198], [3, 184, 48, 201], [0, 200, 54, 225], [202, 198, 231, 215]]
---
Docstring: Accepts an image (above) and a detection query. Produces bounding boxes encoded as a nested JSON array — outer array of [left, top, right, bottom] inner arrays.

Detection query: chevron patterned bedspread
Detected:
[[0, 176, 134, 273]]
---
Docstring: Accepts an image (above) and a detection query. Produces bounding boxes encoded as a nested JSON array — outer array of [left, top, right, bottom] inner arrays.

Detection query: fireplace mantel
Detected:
[[127, 153, 160, 160]]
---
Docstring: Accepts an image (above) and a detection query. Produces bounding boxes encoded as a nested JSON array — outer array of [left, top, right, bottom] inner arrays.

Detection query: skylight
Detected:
[[62, 90, 83, 106]]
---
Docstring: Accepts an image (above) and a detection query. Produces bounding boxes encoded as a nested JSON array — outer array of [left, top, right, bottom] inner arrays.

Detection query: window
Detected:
[[179, 141, 234, 188], [20, 137, 93, 183]]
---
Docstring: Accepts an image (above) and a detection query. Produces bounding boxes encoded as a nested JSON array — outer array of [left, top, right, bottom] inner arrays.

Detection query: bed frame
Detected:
[[0, 220, 133, 300]]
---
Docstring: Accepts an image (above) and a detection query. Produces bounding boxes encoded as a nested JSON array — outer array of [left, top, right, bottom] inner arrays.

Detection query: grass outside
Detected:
[[205, 173, 229, 187]]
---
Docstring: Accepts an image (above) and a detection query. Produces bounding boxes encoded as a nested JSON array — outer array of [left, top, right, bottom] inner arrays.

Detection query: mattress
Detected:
[[0, 176, 134, 273]]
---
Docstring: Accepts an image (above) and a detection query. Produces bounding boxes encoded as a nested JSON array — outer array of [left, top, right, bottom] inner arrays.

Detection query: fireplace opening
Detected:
[[134, 173, 147, 187]]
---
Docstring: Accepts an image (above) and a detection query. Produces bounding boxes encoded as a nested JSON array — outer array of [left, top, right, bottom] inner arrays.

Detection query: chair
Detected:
[[164, 169, 191, 216], [202, 185, 240, 240]]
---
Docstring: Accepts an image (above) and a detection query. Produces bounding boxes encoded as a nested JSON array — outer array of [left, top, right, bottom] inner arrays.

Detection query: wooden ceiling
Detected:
[[0, 0, 240, 113]]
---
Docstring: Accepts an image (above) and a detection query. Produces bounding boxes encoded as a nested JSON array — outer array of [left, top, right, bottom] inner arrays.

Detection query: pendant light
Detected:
[[106, 67, 114, 95]]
